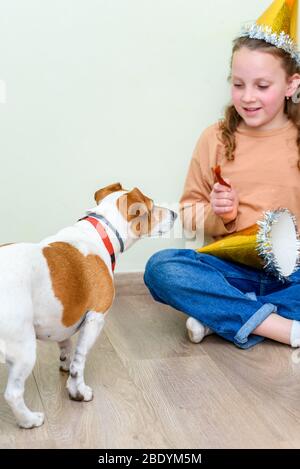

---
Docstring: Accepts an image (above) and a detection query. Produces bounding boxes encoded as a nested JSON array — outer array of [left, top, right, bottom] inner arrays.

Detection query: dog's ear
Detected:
[[117, 187, 153, 221], [94, 183, 123, 204]]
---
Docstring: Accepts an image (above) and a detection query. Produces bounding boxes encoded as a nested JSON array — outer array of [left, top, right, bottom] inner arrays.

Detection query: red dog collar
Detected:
[[83, 216, 116, 271]]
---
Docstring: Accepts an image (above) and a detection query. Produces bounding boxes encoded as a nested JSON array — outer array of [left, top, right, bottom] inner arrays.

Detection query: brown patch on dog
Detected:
[[94, 183, 123, 205], [0, 243, 14, 248], [43, 242, 114, 327], [117, 187, 154, 237], [117, 187, 153, 222]]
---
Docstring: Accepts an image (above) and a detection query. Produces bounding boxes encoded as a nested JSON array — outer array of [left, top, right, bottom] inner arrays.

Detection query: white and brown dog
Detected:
[[0, 183, 176, 428]]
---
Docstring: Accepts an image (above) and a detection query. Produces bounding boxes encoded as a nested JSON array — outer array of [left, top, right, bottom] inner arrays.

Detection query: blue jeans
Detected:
[[144, 249, 300, 349]]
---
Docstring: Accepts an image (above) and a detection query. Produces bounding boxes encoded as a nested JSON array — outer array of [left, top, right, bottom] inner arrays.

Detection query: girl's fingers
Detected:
[[213, 191, 235, 201], [214, 206, 234, 214], [211, 182, 238, 217], [214, 199, 234, 208], [212, 196, 235, 207], [213, 183, 231, 193]]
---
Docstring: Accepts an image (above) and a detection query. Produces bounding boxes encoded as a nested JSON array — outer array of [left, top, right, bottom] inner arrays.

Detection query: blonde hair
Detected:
[[219, 37, 300, 169]]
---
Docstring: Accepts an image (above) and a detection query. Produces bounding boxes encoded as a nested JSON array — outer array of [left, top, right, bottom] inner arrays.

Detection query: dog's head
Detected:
[[92, 183, 176, 246]]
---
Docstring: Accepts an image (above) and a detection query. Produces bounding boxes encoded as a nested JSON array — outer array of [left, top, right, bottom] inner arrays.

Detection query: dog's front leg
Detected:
[[66, 311, 105, 401], [58, 338, 72, 372]]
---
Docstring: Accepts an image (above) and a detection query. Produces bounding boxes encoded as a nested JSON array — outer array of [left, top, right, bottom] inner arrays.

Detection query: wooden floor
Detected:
[[1, 273, 300, 448]]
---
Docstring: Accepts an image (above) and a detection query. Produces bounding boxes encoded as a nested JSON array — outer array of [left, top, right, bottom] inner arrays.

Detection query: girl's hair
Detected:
[[219, 37, 300, 168]]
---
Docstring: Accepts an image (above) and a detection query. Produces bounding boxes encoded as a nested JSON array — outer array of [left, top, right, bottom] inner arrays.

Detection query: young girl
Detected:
[[144, 0, 300, 349]]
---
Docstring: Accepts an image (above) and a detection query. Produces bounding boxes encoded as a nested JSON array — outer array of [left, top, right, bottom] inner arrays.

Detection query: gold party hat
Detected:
[[257, 0, 298, 42], [240, 0, 300, 65]]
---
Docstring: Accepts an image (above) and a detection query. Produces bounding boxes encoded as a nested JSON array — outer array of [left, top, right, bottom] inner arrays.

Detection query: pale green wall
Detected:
[[0, 0, 272, 271]]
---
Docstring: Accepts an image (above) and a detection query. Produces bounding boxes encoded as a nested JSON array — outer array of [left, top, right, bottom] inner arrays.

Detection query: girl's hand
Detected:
[[210, 180, 239, 223]]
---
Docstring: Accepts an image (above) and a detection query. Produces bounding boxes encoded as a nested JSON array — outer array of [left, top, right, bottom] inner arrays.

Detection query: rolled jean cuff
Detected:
[[234, 303, 277, 349]]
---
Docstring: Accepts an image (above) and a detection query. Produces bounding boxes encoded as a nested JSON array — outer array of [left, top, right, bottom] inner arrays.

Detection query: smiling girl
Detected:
[[144, 0, 300, 350]]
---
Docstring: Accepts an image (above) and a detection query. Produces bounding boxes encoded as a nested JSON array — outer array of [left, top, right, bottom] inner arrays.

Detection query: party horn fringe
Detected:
[[256, 209, 300, 280]]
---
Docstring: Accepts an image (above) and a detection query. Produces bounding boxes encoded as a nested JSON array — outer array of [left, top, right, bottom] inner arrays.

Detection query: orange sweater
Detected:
[[180, 120, 300, 239]]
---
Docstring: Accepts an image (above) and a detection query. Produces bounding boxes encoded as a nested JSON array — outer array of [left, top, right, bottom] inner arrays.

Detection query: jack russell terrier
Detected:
[[0, 183, 176, 428]]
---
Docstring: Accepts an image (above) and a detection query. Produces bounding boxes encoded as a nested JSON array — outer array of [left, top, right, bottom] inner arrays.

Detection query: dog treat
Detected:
[[213, 165, 231, 188]]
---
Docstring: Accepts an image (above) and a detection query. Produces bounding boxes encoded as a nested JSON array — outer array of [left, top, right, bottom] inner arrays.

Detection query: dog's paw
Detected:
[[59, 353, 71, 372], [67, 377, 93, 402], [18, 411, 45, 429], [79, 384, 93, 401], [59, 360, 70, 372]]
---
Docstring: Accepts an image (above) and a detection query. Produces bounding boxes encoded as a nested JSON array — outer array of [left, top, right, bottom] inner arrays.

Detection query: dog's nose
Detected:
[[171, 210, 177, 221]]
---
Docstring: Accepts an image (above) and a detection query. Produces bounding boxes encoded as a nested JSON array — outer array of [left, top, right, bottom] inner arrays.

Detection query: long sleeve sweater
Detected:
[[180, 120, 300, 239]]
